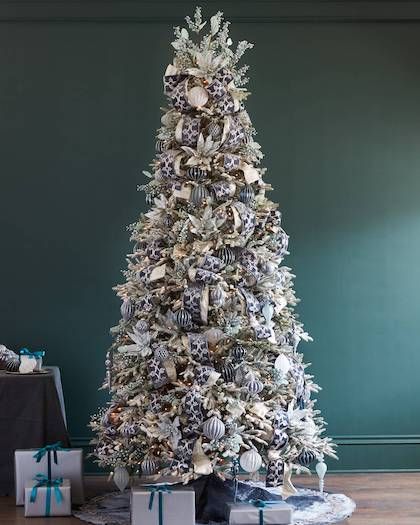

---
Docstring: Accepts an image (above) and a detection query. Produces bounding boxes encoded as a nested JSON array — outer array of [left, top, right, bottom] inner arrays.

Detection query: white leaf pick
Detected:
[[316, 457, 327, 496]]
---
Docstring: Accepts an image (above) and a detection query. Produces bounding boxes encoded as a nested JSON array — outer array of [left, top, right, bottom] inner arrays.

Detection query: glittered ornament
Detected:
[[174, 309, 192, 329], [207, 121, 222, 138], [202, 416, 225, 441], [240, 449, 262, 473], [210, 285, 225, 306], [216, 247, 235, 265], [120, 299, 134, 321], [187, 166, 207, 181], [154, 345, 170, 361], [113, 466, 129, 492], [135, 320, 149, 333], [298, 450, 316, 467]]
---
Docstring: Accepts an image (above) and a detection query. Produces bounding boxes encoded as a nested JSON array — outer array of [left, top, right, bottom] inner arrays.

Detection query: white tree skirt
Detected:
[[74, 485, 356, 525]]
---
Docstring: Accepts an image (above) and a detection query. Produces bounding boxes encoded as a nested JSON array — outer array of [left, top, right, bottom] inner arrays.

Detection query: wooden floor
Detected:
[[1, 473, 419, 524]]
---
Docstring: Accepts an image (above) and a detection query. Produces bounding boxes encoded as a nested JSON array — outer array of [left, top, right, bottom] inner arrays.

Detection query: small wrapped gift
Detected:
[[19, 348, 45, 373], [15, 443, 84, 505], [226, 499, 293, 525], [24, 475, 71, 517], [131, 484, 195, 525]]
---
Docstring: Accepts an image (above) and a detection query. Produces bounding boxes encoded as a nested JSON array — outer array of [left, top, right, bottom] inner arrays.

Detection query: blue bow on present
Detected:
[[30, 474, 63, 516], [33, 442, 69, 480], [20, 348, 45, 359], [147, 485, 172, 525], [249, 499, 284, 525]]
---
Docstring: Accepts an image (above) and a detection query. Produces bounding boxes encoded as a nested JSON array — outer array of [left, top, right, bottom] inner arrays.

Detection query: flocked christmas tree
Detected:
[[90, 8, 336, 493]]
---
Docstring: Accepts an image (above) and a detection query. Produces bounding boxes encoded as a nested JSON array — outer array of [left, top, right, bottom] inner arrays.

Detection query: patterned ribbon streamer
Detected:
[[249, 499, 284, 525], [30, 474, 63, 516], [19, 348, 45, 359], [147, 485, 172, 525], [33, 442, 69, 480]]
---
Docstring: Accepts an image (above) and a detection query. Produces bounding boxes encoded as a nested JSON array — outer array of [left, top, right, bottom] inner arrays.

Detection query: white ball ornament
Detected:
[[202, 416, 225, 441], [187, 86, 209, 108], [274, 354, 291, 375], [113, 466, 130, 492], [240, 449, 262, 473]]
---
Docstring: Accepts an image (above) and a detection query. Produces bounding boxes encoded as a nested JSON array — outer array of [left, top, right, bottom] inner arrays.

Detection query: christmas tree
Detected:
[[91, 8, 336, 491]]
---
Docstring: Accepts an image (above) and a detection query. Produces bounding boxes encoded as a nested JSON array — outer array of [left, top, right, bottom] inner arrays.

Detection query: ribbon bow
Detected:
[[249, 499, 283, 525], [147, 485, 172, 525], [30, 474, 63, 516], [20, 348, 45, 359], [33, 442, 68, 480]]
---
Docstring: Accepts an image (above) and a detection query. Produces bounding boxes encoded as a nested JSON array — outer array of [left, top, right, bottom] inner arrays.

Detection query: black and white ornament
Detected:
[[239, 449, 262, 473], [245, 377, 264, 395], [210, 285, 225, 306], [155, 139, 168, 153], [239, 185, 255, 204], [202, 416, 225, 441], [121, 298, 134, 322], [298, 450, 316, 467], [141, 457, 159, 476], [216, 247, 235, 265], [191, 185, 210, 205], [231, 344, 246, 363], [174, 309, 192, 329], [220, 362, 235, 383], [187, 166, 207, 181], [154, 344, 170, 361]]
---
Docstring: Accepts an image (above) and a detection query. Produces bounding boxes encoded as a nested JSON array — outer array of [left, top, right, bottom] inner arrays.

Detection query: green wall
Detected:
[[1, 2, 420, 472]]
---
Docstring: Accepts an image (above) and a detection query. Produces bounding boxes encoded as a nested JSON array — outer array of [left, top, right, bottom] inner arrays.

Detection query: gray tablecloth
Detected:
[[0, 368, 70, 495]]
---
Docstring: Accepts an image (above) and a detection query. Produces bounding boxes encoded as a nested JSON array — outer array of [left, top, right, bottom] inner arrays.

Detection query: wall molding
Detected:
[[1, 1, 420, 23]]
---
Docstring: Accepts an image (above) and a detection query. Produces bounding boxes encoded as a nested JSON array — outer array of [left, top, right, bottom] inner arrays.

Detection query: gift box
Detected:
[[131, 484, 195, 525], [226, 499, 293, 525], [24, 475, 71, 517], [19, 348, 45, 373], [15, 443, 84, 505]]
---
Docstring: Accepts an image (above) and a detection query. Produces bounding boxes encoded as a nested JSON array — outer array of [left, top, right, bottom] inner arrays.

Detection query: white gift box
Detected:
[[226, 500, 293, 525], [24, 478, 71, 517], [131, 485, 195, 525], [15, 448, 84, 505]]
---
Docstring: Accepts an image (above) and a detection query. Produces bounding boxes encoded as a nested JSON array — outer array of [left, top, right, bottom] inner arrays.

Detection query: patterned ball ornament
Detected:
[[245, 377, 264, 395], [187, 167, 207, 181], [141, 457, 159, 476], [174, 309, 192, 329], [231, 344, 246, 362], [202, 416, 225, 441], [216, 247, 235, 265], [154, 345, 170, 361], [207, 122, 221, 138], [298, 450, 316, 467], [121, 299, 134, 321], [239, 449, 262, 473], [155, 139, 168, 153], [220, 362, 235, 383], [191, 185, 210, 205], [239, 185, 255, 204]]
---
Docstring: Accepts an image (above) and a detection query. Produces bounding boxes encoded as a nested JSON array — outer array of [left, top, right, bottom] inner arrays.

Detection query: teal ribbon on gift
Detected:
[[30, 474, 63, 516], [147, 485, 172, 525], [33, 442, 69, 480], [249, 499, 284, 525], [20, 348, 45, 359]]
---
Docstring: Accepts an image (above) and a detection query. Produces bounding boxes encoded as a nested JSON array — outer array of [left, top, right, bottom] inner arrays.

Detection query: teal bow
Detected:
[[249, 499, 283, 525], [30, 474, 63, 516], [33, 442, 69, 480], [147, 485, 172, 525], [20, 348, 45, 359]]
